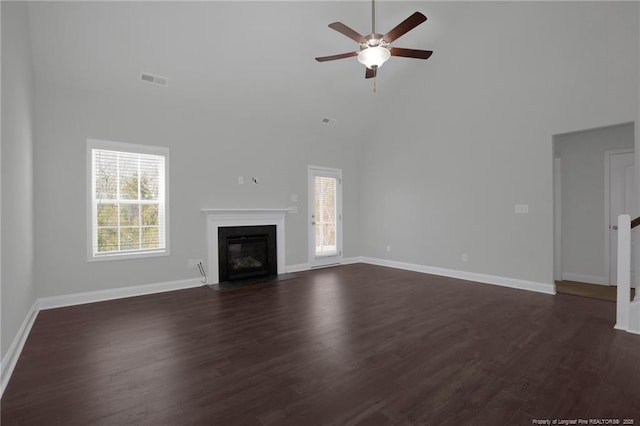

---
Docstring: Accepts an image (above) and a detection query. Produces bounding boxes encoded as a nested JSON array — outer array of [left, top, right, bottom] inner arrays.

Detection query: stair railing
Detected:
[[615, 214, 639, 331]]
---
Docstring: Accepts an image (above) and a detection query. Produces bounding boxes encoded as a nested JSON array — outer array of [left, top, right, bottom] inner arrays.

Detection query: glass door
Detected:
[[308, 166, 342, 267]]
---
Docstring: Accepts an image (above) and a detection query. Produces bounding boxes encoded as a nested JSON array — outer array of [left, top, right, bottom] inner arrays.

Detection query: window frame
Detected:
[[86, 138, 170, 262]]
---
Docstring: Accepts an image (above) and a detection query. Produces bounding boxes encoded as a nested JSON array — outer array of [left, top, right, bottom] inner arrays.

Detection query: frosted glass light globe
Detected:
[[357, 46, 391, 69]]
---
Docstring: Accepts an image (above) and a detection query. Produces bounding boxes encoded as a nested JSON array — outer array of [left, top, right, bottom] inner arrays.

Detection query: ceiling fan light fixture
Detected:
[[357, 46, 391, 69]]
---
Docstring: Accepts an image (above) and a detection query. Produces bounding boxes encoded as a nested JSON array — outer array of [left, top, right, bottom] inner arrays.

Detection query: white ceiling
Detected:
[[26, 1, 449, 119], [26, 1, 639, 133]]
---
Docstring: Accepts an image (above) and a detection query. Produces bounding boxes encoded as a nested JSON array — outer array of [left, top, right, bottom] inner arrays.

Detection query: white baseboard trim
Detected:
[[1, 300, 39, 398], [561, 272, 607, 286], [286, 263, 310, 273], [38, 278, 204, 311], [360, 257, 556, 295], [341, 257, 362, 265], [1, 277, 204, 398]]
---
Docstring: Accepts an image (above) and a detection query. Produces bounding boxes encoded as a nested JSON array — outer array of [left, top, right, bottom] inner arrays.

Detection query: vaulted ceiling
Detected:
[[26, 1, 451, 129], [25, 1, 639, 140]]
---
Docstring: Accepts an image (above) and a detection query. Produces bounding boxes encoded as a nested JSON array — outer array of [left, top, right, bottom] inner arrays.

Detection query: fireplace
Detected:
[[203, 208, 288, 285], [218, 225, 277, 282]]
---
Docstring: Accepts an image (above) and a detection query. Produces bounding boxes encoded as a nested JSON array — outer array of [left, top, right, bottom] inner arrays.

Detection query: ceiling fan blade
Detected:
[[390, 47, 433, 60], [315, 51, 358, 62], [365, 67, 377, 79], [328, 22, 367, 44], [383, 12, 427, 43]]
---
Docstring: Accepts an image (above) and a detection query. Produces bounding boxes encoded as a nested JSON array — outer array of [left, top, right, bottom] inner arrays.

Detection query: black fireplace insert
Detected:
[[218, 225, 277, 282]]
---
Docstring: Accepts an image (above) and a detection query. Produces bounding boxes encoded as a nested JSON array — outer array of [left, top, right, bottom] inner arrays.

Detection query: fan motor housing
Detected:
[[363, 33, 387, 49]]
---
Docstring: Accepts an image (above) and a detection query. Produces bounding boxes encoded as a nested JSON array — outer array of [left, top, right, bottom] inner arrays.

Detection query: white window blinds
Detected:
[[89, 140, 168, 259], [314, 176, 337, 256]]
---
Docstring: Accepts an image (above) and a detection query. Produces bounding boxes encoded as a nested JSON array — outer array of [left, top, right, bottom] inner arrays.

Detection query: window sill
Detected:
[[88, 250, 169, 263]]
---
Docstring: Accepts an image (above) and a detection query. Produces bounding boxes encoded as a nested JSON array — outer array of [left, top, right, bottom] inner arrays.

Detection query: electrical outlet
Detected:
[[238, 176, 244, 185], [188, 259, 195, 268], [386, 245, 391, 252], [462, 253, 468, 262]]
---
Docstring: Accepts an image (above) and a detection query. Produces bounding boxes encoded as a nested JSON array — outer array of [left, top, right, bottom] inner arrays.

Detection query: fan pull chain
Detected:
[[373, 76, 377, 93]]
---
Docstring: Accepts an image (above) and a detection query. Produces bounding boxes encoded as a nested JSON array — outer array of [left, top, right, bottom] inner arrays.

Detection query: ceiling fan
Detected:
[[315, 0, 433, 80]]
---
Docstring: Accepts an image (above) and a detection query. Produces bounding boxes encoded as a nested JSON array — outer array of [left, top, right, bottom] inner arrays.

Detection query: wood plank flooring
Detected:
[[2, 264, 640, 425], [555, 280, 636, 302]]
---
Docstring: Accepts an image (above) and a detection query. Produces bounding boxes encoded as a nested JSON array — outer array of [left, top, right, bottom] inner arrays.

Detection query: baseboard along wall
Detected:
[[360, 257, 556, 295], [0, 301, 39, 398]]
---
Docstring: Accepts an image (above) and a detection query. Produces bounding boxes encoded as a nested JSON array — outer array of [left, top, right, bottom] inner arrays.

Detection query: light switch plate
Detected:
[[515, 204, 529, 214]]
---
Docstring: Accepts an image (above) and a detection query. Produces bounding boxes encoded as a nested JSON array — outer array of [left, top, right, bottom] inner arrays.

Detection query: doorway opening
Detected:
[[553, 122, 636, 301]]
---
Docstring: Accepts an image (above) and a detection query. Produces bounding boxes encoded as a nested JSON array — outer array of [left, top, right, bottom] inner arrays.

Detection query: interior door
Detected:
[[308, 166, 342, 268], [608, 151, 637, 286]]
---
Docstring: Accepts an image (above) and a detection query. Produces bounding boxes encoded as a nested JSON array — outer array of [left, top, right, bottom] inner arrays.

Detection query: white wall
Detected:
[[359, 2, 638, 285], [33, 83, 363, 298], [556, 123, 634, 285], [637, 2, 640, 299], [13, 1, 640, 303], [1, 2, 36, 359]]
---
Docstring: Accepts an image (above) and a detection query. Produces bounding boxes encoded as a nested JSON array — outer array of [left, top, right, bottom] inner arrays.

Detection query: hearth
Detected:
[[218, 225, 277, 282]]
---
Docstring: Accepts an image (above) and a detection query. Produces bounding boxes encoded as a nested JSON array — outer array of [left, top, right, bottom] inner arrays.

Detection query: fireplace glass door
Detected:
[[218, 225, 277, 282], [227, 236, 269, 280]]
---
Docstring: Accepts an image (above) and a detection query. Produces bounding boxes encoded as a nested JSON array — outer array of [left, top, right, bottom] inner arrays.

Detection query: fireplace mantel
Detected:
[[202, 208, 289, 284], [201, 208, 295, 215]]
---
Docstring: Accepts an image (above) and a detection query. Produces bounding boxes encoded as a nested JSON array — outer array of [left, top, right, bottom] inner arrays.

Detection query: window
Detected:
[[88, 139, 169, 260]]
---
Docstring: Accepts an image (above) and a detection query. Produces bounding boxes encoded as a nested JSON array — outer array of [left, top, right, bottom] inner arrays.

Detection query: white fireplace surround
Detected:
[[202, 209, 291, 284]]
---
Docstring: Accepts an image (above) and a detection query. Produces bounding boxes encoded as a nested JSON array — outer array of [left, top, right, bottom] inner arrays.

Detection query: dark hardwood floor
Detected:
[[555, 280, 636, 302], [2, 264, 640, 425]]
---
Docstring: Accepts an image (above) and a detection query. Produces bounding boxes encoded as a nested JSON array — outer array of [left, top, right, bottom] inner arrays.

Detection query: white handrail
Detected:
[[615, 214, 631, 331]]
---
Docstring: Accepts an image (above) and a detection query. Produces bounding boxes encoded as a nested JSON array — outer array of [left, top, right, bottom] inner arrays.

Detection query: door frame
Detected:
[[553, 156, 562, 282], [604, 149, 635, 286], [307, 165, 343, 268]]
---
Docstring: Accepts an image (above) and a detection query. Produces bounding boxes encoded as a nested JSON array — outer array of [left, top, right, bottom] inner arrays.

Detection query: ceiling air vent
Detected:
[[321, 117, 337, 127], [140, 72, 168, 87]]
